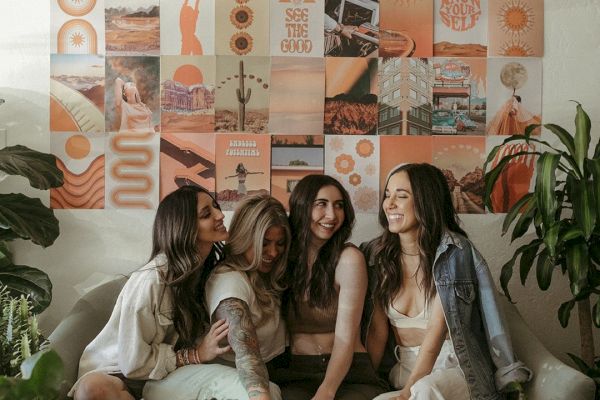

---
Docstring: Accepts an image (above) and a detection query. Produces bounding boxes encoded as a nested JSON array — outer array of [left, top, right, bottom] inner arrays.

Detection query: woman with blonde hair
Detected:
[[145, 194, 291, 400]]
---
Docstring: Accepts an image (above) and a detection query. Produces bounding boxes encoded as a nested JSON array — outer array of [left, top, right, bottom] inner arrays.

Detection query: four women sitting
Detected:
[[70, 163, 531, 400]]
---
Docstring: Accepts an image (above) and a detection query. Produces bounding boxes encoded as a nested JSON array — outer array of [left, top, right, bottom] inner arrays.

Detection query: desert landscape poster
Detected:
[[325, 57, 378, 135], [105, 0, 160, 56], [433, 0, 487, 57], [160, 0, 215, 56], [488, 0, 543, 57], [50, 54, 105, 133], [215, 56, 270, 134], [380, 0, 433, 57], [269, 57, 325, 134], [161, 55, 215, 133]]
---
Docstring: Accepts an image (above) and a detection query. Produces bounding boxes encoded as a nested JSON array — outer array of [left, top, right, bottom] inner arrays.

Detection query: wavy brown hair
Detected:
[[287, 175, 355, 309], [149, 185, 224, 348], [366, 163, 467, 309]]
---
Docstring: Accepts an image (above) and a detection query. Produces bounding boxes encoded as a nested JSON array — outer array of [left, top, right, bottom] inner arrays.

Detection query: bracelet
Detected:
[[193, 348, 201, 364], [183, 348, 190, 365], [176, 349, 184, 367], [189, 348, 197, 364]]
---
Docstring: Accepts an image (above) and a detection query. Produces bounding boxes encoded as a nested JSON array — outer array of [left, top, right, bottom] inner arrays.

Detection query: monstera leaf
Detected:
[[0, 145, 63, 190]]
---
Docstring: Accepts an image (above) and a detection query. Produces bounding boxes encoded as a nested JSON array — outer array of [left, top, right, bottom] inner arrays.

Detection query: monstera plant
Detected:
[[483, 102, 599, 374], [0, 99, 63, 313]]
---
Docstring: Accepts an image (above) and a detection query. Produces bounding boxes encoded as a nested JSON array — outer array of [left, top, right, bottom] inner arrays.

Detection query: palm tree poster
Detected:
[[215, 0, 270, 56], [160, 55, 215, 133], [433, 0, 487, 57], [269, 57, 325, 134], [380, 0, 433, 57], [432, 136, 486, 214], [160, 0, 215, 56], [105, 0, 160, 56], [486, 58, 541, 136], [270, 0, 324, 57], [324, 57, 378, 135], [51, 0, 104, 55], [215, 133, 271, 211], [215, 56, 270, 133], [160, 132, 216, 200], [50, 132, 105, 209], [488, 0, 543, 57], [50, 54, 105, 133], [271, 135, 324, 209]]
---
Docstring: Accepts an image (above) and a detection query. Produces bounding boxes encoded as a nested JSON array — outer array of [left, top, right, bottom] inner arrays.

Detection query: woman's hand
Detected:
[[195, 319, 231, 363], [393, 388, 410, 400], [311, 386, 335, 400]]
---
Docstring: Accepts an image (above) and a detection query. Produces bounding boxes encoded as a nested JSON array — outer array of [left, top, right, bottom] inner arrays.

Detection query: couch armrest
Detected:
[[500, 296, 595, 400], [48, 276, 127, 398]]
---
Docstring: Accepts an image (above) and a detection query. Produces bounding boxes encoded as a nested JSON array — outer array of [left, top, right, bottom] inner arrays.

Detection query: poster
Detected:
[[270, 0, 324, 57], [433, 0, 487, 57], [215, 0, 270, 56], [488, 0, 543, 57], [160, 0, 215, 55], [105, 0, 160, 56], [379, 0, 433, 57]]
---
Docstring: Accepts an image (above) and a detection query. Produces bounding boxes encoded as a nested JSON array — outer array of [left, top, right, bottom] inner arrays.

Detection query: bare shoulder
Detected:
[[335, 245, 367, 285]]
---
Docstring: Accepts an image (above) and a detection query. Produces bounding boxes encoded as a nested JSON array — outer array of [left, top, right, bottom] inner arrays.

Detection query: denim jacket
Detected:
[[361, 231, 532, 400]]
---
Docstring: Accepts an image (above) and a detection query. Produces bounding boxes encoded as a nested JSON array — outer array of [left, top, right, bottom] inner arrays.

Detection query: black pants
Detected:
[[270, 352, 389, 400]]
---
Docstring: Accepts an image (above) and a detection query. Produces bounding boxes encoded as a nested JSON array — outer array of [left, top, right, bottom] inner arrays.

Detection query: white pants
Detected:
[[373, 340, 469, 400], [143, 363, 282, 400]]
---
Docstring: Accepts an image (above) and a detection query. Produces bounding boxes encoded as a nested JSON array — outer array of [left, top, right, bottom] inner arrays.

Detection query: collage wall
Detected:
[[50, 0, 543, 214]]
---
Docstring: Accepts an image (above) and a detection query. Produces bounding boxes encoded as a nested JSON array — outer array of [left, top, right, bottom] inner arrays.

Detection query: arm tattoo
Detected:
[[215, 298, 270, 397]]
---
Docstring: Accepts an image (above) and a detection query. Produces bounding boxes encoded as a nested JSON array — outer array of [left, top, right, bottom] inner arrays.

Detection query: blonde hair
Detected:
[[221, 195, 290, 316]]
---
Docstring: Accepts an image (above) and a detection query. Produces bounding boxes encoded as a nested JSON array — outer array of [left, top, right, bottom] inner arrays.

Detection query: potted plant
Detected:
[[483, 103, 599, 385], [0, 98, 63, 313]]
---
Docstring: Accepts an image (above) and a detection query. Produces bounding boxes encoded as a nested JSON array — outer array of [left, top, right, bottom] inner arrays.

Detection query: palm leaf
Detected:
[[502, 193, 534, 235], [536, 249, 553, 290], [574, 103, 591, 174], [568, 175, 596, 240], [520, 240, 541, 285], [566, 241, 589, 297], [558, 300, 576, 327], [535, 153, 560, 230]]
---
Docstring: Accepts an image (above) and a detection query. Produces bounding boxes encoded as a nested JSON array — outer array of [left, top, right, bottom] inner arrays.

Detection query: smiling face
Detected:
[[244, 225, 287, 274], [196, 192, 228, 246], [383, 171, 419, 236], [310, 185, 345, 247]]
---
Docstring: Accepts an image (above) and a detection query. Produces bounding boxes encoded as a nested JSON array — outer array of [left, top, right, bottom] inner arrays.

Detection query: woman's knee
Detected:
[[75, 373, 131, 400]]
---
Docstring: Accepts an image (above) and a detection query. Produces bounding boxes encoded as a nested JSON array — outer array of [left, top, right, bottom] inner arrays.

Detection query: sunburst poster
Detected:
[[51, 0, 105, 55], [160, 0, 215, 56], [161, 55, 216, 133], [432, 136, 486, 214], [50, 132, 105, 209], [269, 57, 325, 134], [325, 135, 380, 213], [489, 0, 543, 57], [380, 0, 433, 57], [160, 132, 216, 199], [215, 0, 270, 56], [433, 0, 487, 57]]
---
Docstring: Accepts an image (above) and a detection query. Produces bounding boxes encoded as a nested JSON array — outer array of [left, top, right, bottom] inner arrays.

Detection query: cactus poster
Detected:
[[50, 54, 105, 133], [432, 136, 486, 214], [160, 132, 216, 199], [433, 0, 487, 57], [215, 133, 271, 210], [51, 0, 105, 55], [160, 55, 216, 133], [215, 56, 270, 134], [160, 0, 216, 56], [488, 0, 543, 57], [379, 136, 433, 192], [269, 57, 325, 134], [105, 0, 160, 56], [270, 0, 324, 57], [324, 57, 378, 135], [486, 58, 542, 136], [50, 132, 105, 209], [271, 134, 324, 209], [379, 0, 433, 57], [215, 0, 270, 56]]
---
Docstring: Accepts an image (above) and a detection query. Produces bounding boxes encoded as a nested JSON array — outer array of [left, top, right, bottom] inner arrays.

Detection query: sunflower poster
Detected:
[[488, 0, 543, 57], [215, 0, 270, 56]]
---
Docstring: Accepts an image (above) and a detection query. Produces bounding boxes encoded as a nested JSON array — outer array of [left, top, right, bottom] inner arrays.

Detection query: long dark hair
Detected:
[[287, 175, 355, 309], [150, 185, 224, 348], [368, 163, 467, 309]]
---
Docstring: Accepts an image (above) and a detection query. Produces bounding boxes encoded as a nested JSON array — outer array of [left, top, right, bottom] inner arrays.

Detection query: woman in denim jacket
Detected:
[[362, 163, 531, 400]]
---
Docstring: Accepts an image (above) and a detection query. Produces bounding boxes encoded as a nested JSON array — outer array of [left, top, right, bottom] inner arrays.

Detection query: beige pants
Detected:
[[374, 340, 469, 400]]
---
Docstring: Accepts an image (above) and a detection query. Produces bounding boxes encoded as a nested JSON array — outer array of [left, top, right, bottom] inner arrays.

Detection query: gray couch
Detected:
[[49, 277, 595, 399]]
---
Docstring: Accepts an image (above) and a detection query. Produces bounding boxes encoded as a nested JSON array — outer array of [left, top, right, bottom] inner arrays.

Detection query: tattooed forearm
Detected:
[[214, 298, 270, 398]]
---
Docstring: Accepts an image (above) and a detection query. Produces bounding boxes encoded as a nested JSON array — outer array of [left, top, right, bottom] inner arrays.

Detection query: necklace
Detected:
[[401, 250, 420, 256]]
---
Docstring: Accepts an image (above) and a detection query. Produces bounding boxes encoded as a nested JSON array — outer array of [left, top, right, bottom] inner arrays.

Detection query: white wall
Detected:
[[0, 0, 599, 364]]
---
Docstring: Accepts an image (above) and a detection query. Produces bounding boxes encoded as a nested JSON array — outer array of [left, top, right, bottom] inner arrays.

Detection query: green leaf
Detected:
[[574, 103, 591, 174], [535, 153, 561, 230], [536, 250, 553, 290], [502, 193, 534, 235], [20, 349, 64, 393], [544, 123, 576, 156], [589, 158, 600, 223], [558, 300, 575, 327], [543, 221, 561, 259], [0, 194, 59, 247], [594, 298, 600, 328], [499, 241, 540, 301], [566, 242, 589, 297], [520, 240, 541, 285], [558, 226, 584, 243], [0, 264, 52, 313], [0, 241, 12, 268], [568, 175, 597, 240], [567, 352, 591, 373], [0, 145, 63, 190]]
